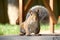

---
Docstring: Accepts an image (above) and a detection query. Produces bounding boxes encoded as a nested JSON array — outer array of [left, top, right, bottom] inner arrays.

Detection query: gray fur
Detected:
[[26, 5, 49, 23]]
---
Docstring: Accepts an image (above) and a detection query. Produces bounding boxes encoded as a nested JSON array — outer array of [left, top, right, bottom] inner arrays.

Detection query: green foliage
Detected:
[[55, 23, 60, 30], [41, 23, 49, 31], [0, 23, 60, 35], [41, 23, 60, 31], [0, 23, 20, 35]]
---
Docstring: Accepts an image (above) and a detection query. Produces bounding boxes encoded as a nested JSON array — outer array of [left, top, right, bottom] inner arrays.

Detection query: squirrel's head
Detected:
[[29, 9, 39, 16], [28, 10, 39, 21]]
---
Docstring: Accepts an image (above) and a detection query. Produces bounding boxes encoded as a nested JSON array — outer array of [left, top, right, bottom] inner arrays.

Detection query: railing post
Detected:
[[42, 0, 57, 33], [49, 0, 54, 33], [19, 0, 24, 24]]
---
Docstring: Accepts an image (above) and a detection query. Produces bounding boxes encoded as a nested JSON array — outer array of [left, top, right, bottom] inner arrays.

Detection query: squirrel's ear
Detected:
[[29, 10, 32, 13], [29, 10, 33, 15], [36, 9, 39, 13]]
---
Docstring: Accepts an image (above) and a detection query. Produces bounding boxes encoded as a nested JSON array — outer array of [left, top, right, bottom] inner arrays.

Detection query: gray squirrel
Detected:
[[20, 10, 40, 36], [19, 5, 49, 36]]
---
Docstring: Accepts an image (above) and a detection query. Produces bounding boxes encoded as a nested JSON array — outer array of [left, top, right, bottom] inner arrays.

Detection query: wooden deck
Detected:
[[0, 34, 60, 40]]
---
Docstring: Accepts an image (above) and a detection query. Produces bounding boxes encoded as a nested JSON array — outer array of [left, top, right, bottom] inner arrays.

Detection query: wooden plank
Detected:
[[0, 35, 60, 40], [24, 0, 33, 20], [24, 0, 33, 12], [49, 17, 54, 33], [49, 0, 54, 33], [50, 0, 53, 11], [42, 0, 57, 33], [19, 0, 23, 24]]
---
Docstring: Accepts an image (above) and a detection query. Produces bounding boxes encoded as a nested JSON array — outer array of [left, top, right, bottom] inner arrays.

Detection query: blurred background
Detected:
[[0, 0, 60, 35]]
